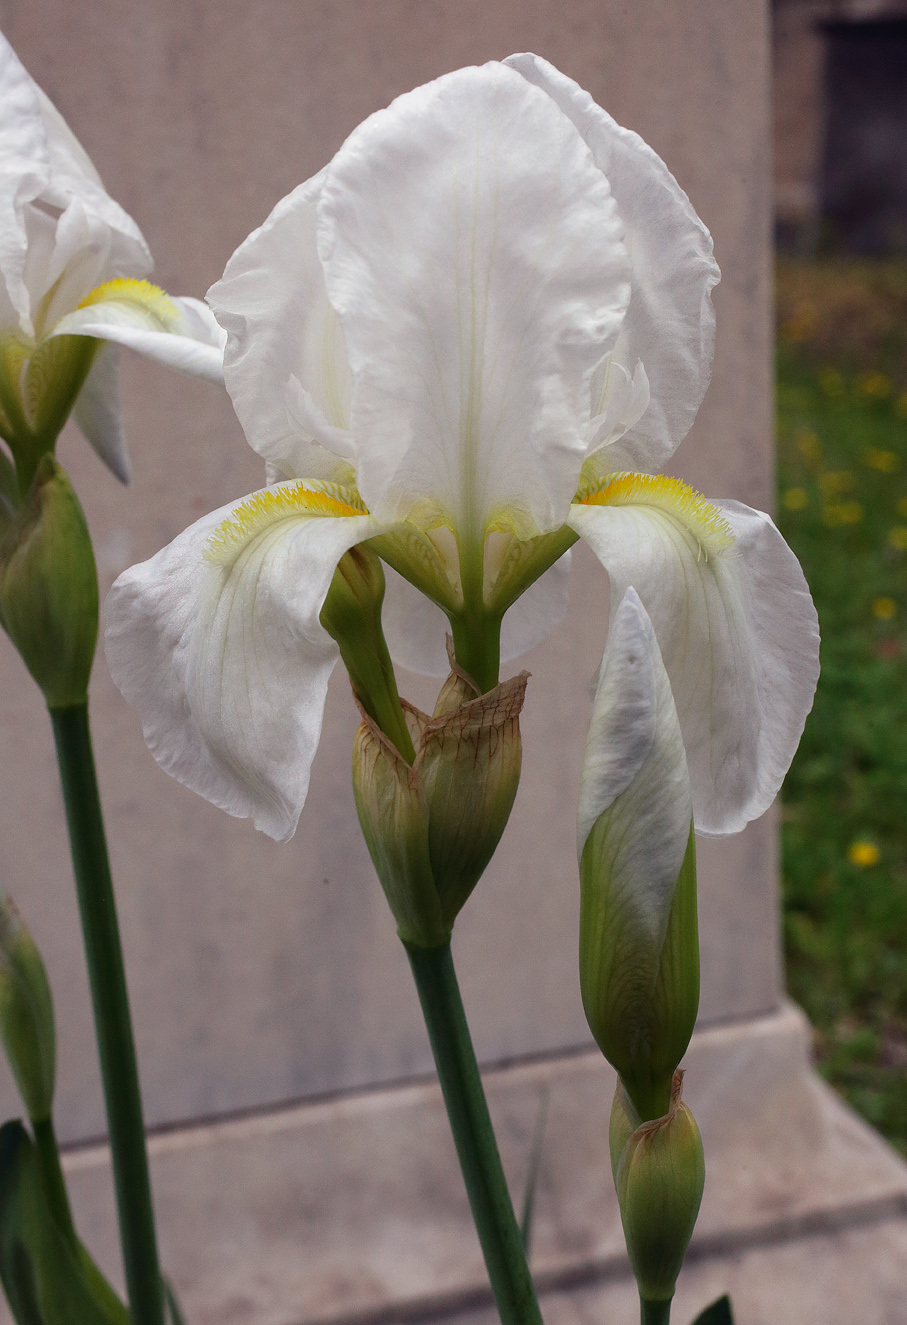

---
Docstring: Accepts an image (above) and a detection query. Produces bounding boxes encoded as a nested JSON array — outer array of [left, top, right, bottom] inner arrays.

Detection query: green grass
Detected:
[[776, 264, 907, 1153]]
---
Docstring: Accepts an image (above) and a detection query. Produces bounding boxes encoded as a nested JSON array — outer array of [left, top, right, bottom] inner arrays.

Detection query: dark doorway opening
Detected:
[[821, 20, 907, 254]]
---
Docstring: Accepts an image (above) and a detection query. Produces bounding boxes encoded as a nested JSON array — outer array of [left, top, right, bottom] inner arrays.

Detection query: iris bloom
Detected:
[[0, 31, 224, 485], [106, 55, 819, 843]]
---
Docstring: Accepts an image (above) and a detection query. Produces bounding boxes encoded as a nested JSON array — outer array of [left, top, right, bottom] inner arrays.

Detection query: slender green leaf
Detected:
[[519, 1086, 549, 1256], [163, 1278, 189, 1325], [0, 1120, 129, 1325], [691, 1294, 734, 1325]]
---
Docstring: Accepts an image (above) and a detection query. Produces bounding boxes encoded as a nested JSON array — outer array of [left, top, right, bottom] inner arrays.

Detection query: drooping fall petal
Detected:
[[570, 481, 820, 835], [105, 484, 379, 841]]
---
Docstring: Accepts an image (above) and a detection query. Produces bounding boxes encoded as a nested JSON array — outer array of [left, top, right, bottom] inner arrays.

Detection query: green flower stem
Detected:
[[50, 703, 164, 1325], [32, 1115, 78, 1248], [405, 940, 543, 1325], [641, 1299, 672, 1325]]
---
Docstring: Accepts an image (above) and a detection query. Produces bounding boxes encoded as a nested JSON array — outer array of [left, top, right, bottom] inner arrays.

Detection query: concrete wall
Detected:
[[0, 0, 776, 1145]]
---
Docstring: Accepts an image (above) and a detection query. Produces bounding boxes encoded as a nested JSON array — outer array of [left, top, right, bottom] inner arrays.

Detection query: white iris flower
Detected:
[[0, 31, 225, 485], [105, 55, 819, 843]]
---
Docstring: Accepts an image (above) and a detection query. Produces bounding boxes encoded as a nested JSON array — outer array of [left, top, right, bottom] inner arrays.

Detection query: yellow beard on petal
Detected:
[[204, 482, 368, 564], [579, 473, 734, 557], [77, 278, 180, 331]]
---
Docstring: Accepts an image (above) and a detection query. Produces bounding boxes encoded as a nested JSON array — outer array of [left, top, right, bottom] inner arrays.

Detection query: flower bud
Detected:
[[0, 332, 98, 489], [0, 897, 56, 1122], [352, 651, 528, 945], [614, 1071, 705, 1304], [321, 544, 415, 762], [578, 589, 699, 1119], [0, 456, 98, 708]]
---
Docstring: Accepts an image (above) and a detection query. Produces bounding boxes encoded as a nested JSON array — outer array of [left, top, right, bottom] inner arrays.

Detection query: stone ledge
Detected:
[[3, 1002, 904, 1325]]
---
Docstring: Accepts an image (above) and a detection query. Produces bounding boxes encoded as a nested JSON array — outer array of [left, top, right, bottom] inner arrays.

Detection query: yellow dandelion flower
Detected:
[[818, 368, 844, 399], [858, 371, 892, 400], [823, 501, 863, 527], [872, 597, 897, 620], [896, 392, 907, 419], [887, 527, 907, 551], [783, 487, 809, 511], [864, 448, 900, 473], [795, 428, 823, 462], [848, 841, 880, 868], [819, 470, 855, 496]]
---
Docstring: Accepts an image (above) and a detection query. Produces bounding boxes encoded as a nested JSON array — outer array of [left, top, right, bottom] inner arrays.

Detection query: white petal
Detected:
[[577, 587, 692, 949], [0, 33, 50, 330], [72, 342, 130, 482], [570, 497, 819, 835], [51, 293, 225, 384], [506, 54, 720, 474], [319, 61, 630, 538], [208, 171, 355, 481], [105, 492, 379, 841]]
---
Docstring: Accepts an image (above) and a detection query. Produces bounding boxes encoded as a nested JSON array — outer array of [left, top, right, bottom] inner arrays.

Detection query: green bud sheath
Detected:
[[352, 652, 528, 943], [420, 654, 527, 926], [0, 897, 56, 1122], [0, 456, 98, 708], [0, 332, 98, 494], [615, 1071, 705, 1305], [352, 708, 448, 948]]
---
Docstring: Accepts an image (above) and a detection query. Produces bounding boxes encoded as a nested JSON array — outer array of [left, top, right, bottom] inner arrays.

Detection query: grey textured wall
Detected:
[[0, 1, 776, 1145]]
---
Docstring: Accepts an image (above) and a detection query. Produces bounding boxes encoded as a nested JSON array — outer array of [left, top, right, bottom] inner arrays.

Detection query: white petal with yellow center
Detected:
[[105, 482, 379, 841], [51, 277, 225, 384], [570, 475, 819, 835]]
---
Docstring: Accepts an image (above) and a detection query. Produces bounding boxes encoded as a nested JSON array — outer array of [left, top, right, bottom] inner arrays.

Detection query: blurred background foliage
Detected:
[[776, 255, 907, 1155]]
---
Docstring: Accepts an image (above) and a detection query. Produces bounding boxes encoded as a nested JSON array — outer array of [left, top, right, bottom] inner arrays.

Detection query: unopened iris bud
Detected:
[[0, 897, 56, 1122], [321, 544, 415, 762], [352, 647, 528, 946], [578, 589, 699, 1120], [0, 455, 98, 708], [614, 1071, 705, 1305]]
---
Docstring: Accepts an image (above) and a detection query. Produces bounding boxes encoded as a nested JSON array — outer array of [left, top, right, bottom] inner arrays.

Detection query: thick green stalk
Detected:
[[32, 1116, 77, 1248], [641, 1299, 672, 1325], [50, 704, 164, 1325], [405, 940, 543, 1325]]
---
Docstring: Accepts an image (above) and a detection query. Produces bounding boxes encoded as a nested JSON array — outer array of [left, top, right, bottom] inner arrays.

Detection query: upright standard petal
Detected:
[[319, 61, 631, 540], [505, 54, 720, 476], [105, 483, 379, 841], [208, 172, 356, 483], [52, 283, 225, 385], [0, 32, 50, 330], [570, 477, 820, 835]]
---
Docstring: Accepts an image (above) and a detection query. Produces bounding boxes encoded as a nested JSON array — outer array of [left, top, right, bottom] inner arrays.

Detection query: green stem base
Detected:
[[405, 940, 542, 1325], [641, 1297, 672, 1325], [50, 704, 163, 1325]]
